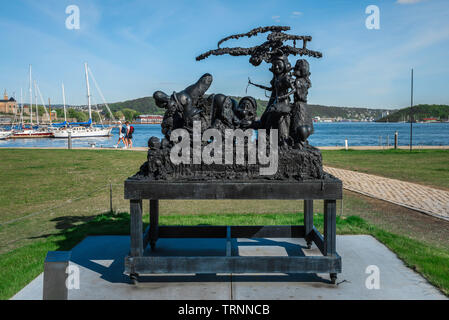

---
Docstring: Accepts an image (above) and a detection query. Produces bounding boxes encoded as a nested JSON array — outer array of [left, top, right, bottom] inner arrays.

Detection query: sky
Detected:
[[0, 0, 448, 109]]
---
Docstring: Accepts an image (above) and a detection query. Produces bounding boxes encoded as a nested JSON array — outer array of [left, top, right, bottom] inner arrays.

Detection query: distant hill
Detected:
[[106, 96, 390, 121], [306, 104, 389, 121], [108, 97, 162, 115], [376, 104, 449, 122]]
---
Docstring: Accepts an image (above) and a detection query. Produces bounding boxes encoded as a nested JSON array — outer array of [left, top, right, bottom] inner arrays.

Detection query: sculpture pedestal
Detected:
[[124, 178, 342, 284]]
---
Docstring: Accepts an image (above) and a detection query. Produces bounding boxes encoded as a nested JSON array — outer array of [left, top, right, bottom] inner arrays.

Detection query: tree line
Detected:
[[377, 104, 449, 122]]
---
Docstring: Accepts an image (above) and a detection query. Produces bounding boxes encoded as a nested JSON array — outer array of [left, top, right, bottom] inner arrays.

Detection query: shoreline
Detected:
[[1, 145, 448, 151]]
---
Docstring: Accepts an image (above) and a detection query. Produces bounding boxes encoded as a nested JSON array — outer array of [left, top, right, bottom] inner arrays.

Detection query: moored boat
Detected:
[[9, 65, 55, 139], [52, 126, 112, 138], [10, 127, 54, 138], [0, 130, 12, 140], [52, 63, 114, 139]]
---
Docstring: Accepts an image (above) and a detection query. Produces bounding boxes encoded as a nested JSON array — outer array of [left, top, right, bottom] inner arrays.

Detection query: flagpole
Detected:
[[410, 68, 413, 152]]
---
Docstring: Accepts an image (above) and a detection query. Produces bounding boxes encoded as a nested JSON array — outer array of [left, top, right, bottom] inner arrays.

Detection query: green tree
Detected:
[[122, 108, 139, 121], [114, 110, 124, 120], [92, 112, 100, 123], [55, 109, 65, 119], [67, 108, 88, 122]]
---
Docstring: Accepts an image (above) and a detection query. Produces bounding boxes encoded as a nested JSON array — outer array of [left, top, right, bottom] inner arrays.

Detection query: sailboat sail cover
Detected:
[[68, 119, 92, 127]]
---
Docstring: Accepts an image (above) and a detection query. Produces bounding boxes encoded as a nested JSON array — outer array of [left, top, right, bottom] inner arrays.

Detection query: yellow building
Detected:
[[0, 90, 17, 114]]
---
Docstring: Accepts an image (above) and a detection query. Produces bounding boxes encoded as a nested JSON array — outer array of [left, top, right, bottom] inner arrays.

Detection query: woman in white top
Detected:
[[115, 121, 128, 148]]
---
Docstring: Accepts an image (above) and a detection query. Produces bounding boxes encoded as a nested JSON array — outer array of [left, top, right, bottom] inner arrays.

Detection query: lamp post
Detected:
[[410, 68, 414, 152]]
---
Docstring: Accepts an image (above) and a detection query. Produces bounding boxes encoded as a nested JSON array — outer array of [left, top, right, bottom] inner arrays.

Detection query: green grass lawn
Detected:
[[0, 149, 146, 223], [0, 148, 448, 299], [322, 149, 449, 190]]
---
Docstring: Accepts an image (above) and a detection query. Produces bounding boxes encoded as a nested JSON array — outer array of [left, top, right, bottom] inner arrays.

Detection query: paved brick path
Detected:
[[324, 166, 449, 221]]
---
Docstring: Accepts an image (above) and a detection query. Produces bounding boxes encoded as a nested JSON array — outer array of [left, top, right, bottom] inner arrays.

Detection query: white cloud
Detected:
[[292, 11, 302, 15]]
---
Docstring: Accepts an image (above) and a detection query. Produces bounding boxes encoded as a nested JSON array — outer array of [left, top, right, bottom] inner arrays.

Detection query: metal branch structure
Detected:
[[196, 26, 322, 66], [217, 26, 290, 47]]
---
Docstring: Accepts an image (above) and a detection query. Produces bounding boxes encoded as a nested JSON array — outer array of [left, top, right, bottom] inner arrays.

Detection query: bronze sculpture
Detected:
[[134, 26, 326, 181], [126, 27, 341, 285]]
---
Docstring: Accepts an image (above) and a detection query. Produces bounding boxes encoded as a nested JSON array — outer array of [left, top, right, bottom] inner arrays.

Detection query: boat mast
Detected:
[[84, 62, 92, 126], [29, 65, 33, 126], [34, 81, 39, 126], [49, 98, 52, 125], [62, 83, 67, 122], [20, 88, 24, 127]]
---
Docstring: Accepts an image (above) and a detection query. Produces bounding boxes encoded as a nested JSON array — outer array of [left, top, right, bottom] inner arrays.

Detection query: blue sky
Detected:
[[0, 0, 448, 109]]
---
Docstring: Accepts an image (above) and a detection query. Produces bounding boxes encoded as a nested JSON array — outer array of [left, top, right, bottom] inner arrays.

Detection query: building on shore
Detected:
[[0, 90, 17, 114], [421, 117, 439, 123], [136, 115, 163, 124]]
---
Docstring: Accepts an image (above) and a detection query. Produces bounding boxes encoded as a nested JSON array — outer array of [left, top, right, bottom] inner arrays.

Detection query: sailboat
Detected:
[[11, 65, 54, 138], [0, 128, 12, 140], [53, 63, 112, 138]]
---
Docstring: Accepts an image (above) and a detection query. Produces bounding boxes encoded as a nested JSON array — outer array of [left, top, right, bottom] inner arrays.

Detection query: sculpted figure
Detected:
[[233, 96, 257, 129], [153, 91, 181, 140], [210, 94, 258, 132], [249, 53, 293, 145], [211, 94, 239, 131], [153, 73, 213, 137], [280, 59, 314, 147]]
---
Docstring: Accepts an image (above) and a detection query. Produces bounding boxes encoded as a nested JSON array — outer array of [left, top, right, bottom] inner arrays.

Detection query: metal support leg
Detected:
[[324, 199, 337, 284], [130, 200, 143, 257], [150, 200, 159, 251], [129, 199, 143, 284], [304, 200, 313, 249], [226, 226, 232, 257]]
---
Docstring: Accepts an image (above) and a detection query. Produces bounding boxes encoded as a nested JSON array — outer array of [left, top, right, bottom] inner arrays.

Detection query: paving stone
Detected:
[[325, 166, 449, 221]]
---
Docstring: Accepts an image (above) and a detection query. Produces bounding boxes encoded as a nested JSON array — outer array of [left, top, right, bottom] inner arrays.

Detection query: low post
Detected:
[[344, 139, 348, 151], [394, 131, 398, 149], [68, 131, 72, 150], [43, 251, 71, 300], [110, 183, 113, 213]]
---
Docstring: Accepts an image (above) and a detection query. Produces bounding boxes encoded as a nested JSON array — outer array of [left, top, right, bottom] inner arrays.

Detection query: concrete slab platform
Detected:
[[232, 236, 446, 300], [11, 235, 447, 300]]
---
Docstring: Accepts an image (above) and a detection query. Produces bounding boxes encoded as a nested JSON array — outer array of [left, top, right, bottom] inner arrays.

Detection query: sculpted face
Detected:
[[236, 98, 256, 125], [167, 99, 178, 113], [273, 60, 285, 75], [241, 101, 252, 115], [294, 59, 310, 78]]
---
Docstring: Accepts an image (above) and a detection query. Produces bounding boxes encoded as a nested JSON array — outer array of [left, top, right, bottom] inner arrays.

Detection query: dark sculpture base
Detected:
[[124, 178, 342, 284], [132, 144, 324, 182]]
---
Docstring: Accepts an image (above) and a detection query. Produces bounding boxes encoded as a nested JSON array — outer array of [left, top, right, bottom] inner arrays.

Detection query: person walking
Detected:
[[125, 121, 134, 149], [115, 121, 127, 148]]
